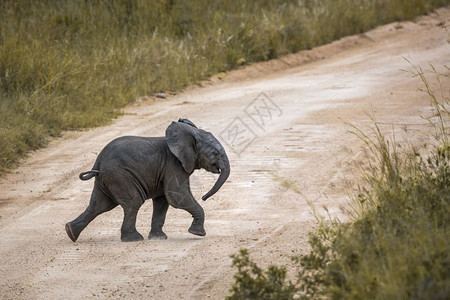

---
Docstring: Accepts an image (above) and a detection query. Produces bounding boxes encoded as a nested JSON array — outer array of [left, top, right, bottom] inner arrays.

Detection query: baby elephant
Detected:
[[65, 119, 230, 242]]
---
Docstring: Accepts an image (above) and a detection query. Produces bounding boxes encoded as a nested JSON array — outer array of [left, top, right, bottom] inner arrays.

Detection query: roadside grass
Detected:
[[1, 0, 449, 174], [226, 60, 449, 298]]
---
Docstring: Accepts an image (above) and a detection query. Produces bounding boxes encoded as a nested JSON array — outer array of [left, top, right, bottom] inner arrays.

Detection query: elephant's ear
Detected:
[[165, 121, 197, 173]]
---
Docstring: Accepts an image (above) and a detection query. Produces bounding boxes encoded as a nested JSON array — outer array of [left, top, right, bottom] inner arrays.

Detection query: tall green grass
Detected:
[[227, 60, 449, 299], [1, 0, 449, 173]]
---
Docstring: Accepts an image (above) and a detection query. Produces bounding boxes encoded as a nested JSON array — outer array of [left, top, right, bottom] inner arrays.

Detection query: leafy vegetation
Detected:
[[227, 56, 449, 299], [1, 0, 449, 173]]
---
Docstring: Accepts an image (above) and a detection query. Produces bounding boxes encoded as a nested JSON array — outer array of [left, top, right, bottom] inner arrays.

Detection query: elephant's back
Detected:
[[92, 136, 167, 201], [95, 136, 167, 169]]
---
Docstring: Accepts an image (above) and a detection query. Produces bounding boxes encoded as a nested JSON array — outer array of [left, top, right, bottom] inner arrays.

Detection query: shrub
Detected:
[[227, 52, 449, 300]]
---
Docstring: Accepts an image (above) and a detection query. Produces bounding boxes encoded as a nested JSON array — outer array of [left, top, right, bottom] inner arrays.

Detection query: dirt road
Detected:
[[1, 8, 449, 299]]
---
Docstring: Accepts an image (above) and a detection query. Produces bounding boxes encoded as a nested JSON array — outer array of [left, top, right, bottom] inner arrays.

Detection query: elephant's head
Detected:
[[165, 119, 230, 201]]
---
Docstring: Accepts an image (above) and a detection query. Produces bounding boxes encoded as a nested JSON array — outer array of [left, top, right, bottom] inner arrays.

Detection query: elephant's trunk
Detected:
[[202, 158, 230, 201]]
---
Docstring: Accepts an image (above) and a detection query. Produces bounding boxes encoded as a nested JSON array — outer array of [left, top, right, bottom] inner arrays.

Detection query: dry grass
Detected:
[[1, 0, 449, 174], [227, 49, 449, 300]]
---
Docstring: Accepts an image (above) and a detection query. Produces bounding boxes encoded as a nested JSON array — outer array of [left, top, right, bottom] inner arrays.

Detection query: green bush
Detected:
[[228, 125, 449, 300], [1, 0, 449, 174], [227, 248, 297, 300], [227, 61, 449, 299]]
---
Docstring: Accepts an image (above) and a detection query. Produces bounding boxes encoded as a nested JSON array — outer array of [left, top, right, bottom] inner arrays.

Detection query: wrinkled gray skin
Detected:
[[65, 119, 230, 242]]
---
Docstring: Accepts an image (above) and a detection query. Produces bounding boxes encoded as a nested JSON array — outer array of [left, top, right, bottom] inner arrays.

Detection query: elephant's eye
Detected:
[[208, 149, 219, 158]]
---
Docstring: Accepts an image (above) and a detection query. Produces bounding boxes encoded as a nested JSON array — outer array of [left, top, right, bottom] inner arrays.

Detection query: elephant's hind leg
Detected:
[[120, 202, 144, 242], [107, 178, 145, 242], [149, 196, 169, 240], [66, 182, 117, 242]]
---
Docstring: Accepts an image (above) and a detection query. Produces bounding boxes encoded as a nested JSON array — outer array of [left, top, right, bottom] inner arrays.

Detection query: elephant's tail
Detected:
[[79, 170, 101, 181]]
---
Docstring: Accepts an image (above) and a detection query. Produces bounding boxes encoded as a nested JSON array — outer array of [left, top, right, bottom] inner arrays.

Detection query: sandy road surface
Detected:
[[1, 8, 449, 299]]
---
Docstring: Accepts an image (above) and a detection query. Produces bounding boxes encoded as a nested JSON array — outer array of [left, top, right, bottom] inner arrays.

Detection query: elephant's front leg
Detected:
[[165, 173, 206, 237], [148, 196, 169, 240], [178, 198, 206, 236], [186, 204, 206, 236]]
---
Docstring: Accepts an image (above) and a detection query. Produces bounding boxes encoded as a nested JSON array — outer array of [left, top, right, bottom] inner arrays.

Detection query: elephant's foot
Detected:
[[121, 230, 144, 242], [188, 223, 206, 236], [148, 230, 168, 240], [65, 222, 80, 242]]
